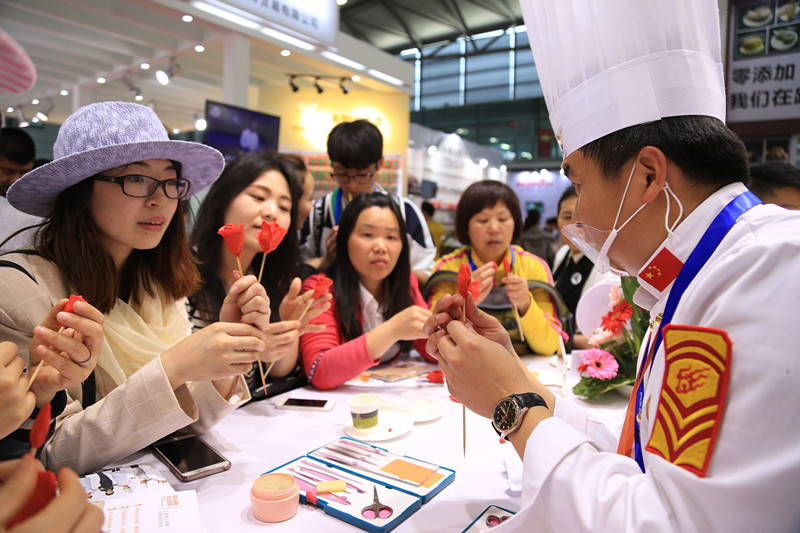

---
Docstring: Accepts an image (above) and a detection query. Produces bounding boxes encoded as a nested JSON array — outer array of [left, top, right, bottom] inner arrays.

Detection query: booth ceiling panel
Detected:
[[340, 0, 524, 54], [0, 0, 514, 130]]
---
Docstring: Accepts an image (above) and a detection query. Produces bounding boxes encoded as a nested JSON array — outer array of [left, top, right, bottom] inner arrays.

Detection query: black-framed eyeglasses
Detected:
[[94, 174, 191, 199], [330, 164, 378, 185]]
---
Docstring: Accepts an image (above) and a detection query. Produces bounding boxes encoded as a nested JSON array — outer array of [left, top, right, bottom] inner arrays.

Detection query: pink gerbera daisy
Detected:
[[577, 348, 619, 380]]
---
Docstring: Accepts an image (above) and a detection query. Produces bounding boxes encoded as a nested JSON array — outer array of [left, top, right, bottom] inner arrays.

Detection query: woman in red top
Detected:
[[300, 193, 435, 389]]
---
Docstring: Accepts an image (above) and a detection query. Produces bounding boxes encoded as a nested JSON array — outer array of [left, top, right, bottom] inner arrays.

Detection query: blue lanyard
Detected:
[[333, 188, 343, 226], [632, 191, 761, 471], [332, 184, 383, 226], [468, 246, 515, 272]]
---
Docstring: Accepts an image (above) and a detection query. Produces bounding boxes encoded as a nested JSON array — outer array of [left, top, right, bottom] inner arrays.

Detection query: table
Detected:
[[119, 354, 627, 532]]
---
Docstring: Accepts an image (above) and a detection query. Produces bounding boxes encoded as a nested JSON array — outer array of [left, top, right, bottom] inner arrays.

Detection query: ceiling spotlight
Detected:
[[172, 128, 180, 135], [351, 75, 360, 82], [289, 75, 299, 92], [140, 62, 151, 70], [280, 49, 291, 57], [36, 99, 54, 121], [16, 106, 29, 127], [194, 44, 205, 53], [97, 77, 106, 84], [60, 89, 69, 96], [182, 14, 194, 22], [31, 98, 39, 105], [195, 114, 207, 131], [339, 77, 350, 95], [156, 57, 182, 85], [6, 106, 13, 113], [314, 77, 323, 94]]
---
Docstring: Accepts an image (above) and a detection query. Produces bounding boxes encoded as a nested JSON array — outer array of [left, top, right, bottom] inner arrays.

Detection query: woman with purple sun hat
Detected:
[[0, 101, 270, 474]]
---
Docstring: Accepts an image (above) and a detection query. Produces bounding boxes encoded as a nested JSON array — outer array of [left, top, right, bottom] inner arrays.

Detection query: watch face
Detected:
[[492, 398, 519, 433]]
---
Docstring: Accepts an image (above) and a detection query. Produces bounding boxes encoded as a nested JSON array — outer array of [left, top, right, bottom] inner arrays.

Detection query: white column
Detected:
[[71, 84, 91, 112], [223, 32, 249, 107]]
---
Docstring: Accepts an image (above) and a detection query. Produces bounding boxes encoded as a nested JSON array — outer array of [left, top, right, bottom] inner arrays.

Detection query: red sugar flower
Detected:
[[64, 295, 85, 314], [577, 348, 619, 380], [30, 403, 51, 451], [218, 223, 245, 258], [256, 221, 287, 255], [468, 280, 480, 300], [601, 300, 633, 335], [503, 257, 511, 276], [60, 295, 86, 329], [313, 277, 333, 299], [457, 263, 471, 298]]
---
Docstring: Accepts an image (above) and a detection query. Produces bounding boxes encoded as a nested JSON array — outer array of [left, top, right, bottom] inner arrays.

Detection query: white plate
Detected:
[[575, 281, 620, 336], [379, 396, 443, 423], [742, 6, 773, 27], [343, 410, 413, 441], [739, 38, 766, 55], [771, 30, 798, 50], [777, 2, 800, 21]]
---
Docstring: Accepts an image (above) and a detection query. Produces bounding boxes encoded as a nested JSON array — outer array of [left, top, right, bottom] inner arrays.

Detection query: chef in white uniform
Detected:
[[423, 0, 800, 531]]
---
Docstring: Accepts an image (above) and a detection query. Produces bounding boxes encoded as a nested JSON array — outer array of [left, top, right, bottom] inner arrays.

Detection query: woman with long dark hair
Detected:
[[300, 193, 435, 390], [190, 152, 330, 396]]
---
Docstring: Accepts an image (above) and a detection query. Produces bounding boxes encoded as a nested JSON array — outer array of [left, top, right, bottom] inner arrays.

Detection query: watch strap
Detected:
[[494, 392, 548, 438]]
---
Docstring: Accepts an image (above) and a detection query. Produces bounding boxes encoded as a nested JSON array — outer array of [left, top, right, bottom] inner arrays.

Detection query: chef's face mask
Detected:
[[561, 161, 683, 276]]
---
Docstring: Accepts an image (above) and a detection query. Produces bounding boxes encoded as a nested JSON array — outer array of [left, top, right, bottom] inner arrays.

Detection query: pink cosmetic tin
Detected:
[[250, 472, 300, 523]]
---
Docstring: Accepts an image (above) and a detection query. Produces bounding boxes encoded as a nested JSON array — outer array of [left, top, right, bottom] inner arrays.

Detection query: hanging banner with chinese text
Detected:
[[727, 1, 800, 123]]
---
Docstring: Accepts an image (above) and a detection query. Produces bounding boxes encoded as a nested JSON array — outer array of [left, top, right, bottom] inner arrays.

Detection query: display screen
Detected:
[[154, 435, 227, 474], [283, 398, 330, 408], [203, 100, 280, 161]]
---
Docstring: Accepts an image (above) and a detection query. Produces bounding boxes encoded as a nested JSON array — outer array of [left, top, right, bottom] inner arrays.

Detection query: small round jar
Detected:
[[250, 473, 300, 523], [348, 393, 380, 432]]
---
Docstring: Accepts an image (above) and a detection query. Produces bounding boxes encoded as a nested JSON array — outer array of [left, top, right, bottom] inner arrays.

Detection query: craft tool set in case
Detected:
[[267, 437, 455, 533]]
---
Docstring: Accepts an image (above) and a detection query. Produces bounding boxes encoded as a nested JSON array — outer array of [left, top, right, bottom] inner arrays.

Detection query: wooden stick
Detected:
[[297, 299, 314, 323], [256, 355, 267, 394], [513, 304, 525, 342], [260, 360, 276, 398], [462, 300, 467, 456], [26, 324, 67, 391], [257, 254, 266, 284], [236, 256, 243, 277], [558, 335, 569, 390], [26, 361, 44, 392]]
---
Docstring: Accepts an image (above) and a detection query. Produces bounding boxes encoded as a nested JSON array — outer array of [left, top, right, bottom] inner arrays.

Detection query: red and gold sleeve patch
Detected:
[[645, 324, 732, 477]]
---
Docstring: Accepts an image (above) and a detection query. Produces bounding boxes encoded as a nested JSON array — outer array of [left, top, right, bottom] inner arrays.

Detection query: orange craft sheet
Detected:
[[380, 459, 444, 488]]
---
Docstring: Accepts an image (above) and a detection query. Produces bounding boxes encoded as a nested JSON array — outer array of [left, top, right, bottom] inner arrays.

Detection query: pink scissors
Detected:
[[361, 486, 393, 520]]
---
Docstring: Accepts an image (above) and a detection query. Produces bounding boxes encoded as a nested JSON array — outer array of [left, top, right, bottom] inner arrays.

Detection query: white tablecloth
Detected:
[[118, 354, 628, 532]]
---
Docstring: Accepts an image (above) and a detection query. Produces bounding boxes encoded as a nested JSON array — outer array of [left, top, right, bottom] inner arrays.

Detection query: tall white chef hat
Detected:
[[520, 0, 726, 158]]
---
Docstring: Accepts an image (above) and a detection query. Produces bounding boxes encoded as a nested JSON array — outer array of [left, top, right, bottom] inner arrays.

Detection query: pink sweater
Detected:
[[300, 273, 435, 390]]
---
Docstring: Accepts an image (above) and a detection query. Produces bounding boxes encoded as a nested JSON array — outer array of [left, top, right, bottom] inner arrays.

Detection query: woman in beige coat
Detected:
[[0, 102, 270, 474]]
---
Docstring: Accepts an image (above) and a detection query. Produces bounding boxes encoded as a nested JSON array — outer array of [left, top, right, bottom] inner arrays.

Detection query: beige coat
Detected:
[[0, 253, 249, 474]]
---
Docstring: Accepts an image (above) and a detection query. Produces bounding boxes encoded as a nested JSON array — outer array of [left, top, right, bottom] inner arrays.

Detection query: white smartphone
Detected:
[[151, 433, 231, 482], [274, 397, 335, 411]]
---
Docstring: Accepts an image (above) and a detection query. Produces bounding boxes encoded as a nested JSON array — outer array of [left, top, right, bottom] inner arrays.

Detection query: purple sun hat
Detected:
[[7, 101, 224, 217]]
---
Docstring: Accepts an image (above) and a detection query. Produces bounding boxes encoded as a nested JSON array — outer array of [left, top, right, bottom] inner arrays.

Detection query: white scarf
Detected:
[[99, 289, 192, 386]]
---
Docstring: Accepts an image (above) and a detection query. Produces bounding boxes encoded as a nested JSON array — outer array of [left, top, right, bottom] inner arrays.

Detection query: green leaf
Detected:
[[572, 374, 636, 400]]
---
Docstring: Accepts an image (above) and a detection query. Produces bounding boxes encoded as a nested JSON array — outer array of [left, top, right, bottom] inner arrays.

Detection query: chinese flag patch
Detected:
[[639, 248, 683, 292], [646, 324, 732, 477]]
